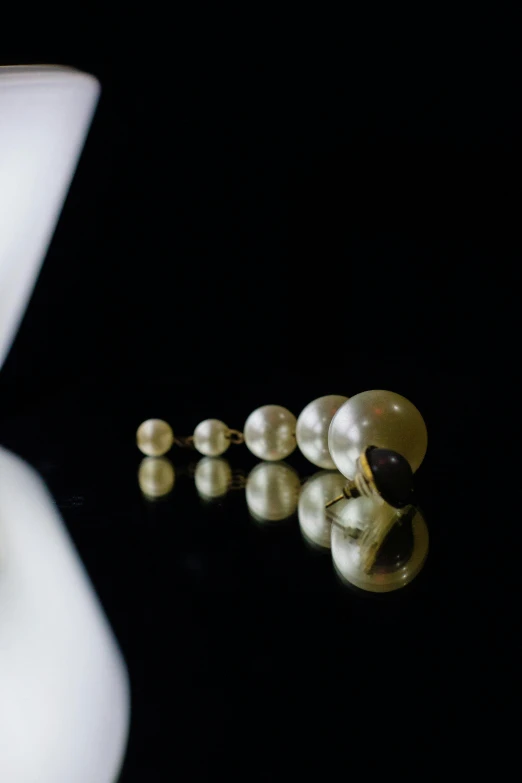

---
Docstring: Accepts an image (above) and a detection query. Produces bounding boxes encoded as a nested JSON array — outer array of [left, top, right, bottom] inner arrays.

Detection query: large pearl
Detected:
[[328, 390, 428, 479], [244, 405, 297, 461], [136, 419, 174, 457], [298, 470, 346, 548], [193, 419, 230, 457], [296, 394, 348, 468], [138, 457, 175, 498], [246, 462, 301, 522], [194, 457, 232, 499]]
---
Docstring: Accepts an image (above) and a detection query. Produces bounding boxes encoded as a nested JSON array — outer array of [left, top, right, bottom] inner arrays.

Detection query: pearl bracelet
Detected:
[[136, 389, 427, 510]]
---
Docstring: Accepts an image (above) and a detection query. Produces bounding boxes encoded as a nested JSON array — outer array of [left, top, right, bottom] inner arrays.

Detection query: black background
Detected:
[[0, 19, 517, 778]]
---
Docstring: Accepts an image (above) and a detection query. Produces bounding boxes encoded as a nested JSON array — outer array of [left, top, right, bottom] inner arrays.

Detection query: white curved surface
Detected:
[[0, 65, 100, 368], [0, 66, 129, 781], [0, 448, 130, 783]]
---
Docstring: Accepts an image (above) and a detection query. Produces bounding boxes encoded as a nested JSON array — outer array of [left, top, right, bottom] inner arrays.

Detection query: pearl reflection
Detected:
[[138, 457, 175, 498], [331, 496, 429, 593], [246, 461, 301, 522], [298, 470, 346, 549], [194, 457, 232, 500]]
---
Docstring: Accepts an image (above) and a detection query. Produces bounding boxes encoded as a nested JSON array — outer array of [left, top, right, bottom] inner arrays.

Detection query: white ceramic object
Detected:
[[0, 65, 100, 368], [195, 456, 233, 499], [330, 496, 429, 592], [0, 66, 130, 783]]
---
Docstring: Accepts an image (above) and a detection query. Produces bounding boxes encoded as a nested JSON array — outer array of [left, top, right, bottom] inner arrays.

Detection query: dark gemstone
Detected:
[[365, 446, 414, 508], [372, 513, 415, 572]]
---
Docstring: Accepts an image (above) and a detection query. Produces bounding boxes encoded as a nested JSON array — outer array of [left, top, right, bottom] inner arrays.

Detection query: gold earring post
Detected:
[[324, 481, 360, 508]]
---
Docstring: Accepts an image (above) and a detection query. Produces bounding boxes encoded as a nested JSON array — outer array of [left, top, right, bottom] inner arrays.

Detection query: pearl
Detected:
[[244, 405, 297, 461], [136, 419, 174, 457], [296, 394, 348, 468], [246, 462, 301, 522], [193, 418, 230, 457], [138, 457, 175, 498], [331, 496, 429, 593], [194, 457, 232, 499], [298, 470, 346, 549], [328, 390, 428, 479]]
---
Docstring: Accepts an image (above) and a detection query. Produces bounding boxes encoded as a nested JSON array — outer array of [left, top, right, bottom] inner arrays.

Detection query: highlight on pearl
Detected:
[[244, 404, 297, 461], [296, 394, 348, 469], [138, 457, 176, 498], [136, 419, 174, 457], [193, 418, 231, 457], [328, 390, 428, 479], [298, 469, 346, 548], [194, 456, 233, 499], [246, 461, 301, 522]]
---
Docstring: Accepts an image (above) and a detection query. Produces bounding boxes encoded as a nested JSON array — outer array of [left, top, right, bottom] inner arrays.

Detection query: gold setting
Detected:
[[325, 447, 381, 510], [359, 449, 375, 486]]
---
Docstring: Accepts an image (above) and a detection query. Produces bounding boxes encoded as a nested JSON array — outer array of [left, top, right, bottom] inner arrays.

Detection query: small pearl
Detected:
[[246, 461, 301, 522], [244, 405, 296, 461], [195, 457, 232, 499], [193, 418, 230, 457], [328, 390, 428, 479], [136, 419, 174, 456], [296, 394, 348, 468], [298, 469, 346, 548], [138, 457, 175, 498]]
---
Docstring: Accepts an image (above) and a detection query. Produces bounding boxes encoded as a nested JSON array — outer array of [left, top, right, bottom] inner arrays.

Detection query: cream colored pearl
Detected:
[[296, 394, 348, 468], [298, 469, 346, 548], [136, 419, 174, 457], [138, 457, 175, 498], [193, 418, 230, 457], [331, 496, 429, 593], [246, 462, 301, 522], [328, 390, 428, 479], [194, 457, 232, 499], [244, 405, 296, 461]]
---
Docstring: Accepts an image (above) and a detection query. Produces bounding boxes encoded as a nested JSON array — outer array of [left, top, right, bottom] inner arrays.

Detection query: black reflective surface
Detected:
[[0, 368, 482, 778], [2, 31, 515, 772]]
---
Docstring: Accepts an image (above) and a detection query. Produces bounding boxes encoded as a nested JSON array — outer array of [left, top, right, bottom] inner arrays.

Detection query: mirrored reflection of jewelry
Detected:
[[136, 454, 429, 592], [298, 470, 346, 549], [135, 389, 429, 592], [245, 462, 301, 523], [138, 456, 176, 499], [194, 457, 233, 500], [331, 497, 428, 593]]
